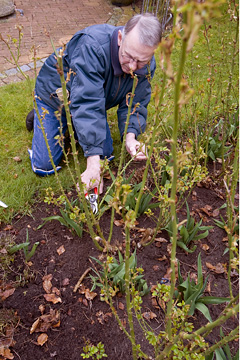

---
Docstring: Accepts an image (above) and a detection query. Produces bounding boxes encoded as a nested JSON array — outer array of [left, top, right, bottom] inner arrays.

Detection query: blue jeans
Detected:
[[30, 97, 113, 176]]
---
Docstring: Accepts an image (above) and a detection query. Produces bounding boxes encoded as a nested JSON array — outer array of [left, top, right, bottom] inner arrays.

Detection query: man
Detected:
[[28, 13, 162, 193]]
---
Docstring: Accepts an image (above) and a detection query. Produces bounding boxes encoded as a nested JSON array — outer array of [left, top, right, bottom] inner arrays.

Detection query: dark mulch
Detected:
[[0, 164, 239, 360]]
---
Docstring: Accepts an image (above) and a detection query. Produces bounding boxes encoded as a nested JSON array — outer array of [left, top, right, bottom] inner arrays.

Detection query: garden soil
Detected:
[[0, 163, 239, 360]]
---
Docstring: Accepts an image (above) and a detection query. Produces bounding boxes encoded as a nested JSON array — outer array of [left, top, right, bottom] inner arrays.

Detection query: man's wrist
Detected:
[[86, 155, 101, 168], [126, 132, 136, 140]]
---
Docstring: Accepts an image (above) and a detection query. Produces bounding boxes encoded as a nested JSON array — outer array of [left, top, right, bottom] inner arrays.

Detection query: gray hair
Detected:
[[122, 13, 162, 47]]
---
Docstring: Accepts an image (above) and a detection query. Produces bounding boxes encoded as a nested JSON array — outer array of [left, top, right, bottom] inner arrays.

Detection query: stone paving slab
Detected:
[[0, 0, 15, 17]]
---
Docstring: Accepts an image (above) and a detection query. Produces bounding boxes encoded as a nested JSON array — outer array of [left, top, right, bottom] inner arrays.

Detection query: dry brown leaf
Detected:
[[114, 219, 124, 227], [118, 302, 125, 310], [30, 318, 40, 334], [155, 237, 168, 243], [42, 274, 52, 294], [3, 225, 13, 231], [57, 245, 65, 256], [62, 278, 70, 286], [212, 209, 220, 217], [39, 304, 45, 314], [0, 287, 15, 301], [0, 347, 14, 359], [82, 298, 88, 307], [153, 265, 160, 271], [200, 243, 209, 251], [96, 311, 112, 325], [163, 267, 172, 280], [200, 205, 212, 216], [37, 333, 48, 346], [43, 293, 62, 304], [52, 287, 61, 296], [157, 255, 167, 261], [142, 311, 157, 320], [85, 288, 97, 301], [30, 310, 60, 334], [206, 262, 225, 274], [12, 156, 22, 162]]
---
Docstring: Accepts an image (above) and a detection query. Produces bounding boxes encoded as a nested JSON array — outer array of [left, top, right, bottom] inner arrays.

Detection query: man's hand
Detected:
[[80, 155, 103, 194], [125, 133, 147, 161]]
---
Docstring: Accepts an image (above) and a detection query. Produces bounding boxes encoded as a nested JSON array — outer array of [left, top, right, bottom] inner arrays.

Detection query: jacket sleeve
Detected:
[[117, 58, 156, 139], [68, 37, 108, 157]]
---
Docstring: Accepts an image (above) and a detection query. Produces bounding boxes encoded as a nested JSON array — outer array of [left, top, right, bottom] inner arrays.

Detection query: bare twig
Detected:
[[73, 268, 91, 293]]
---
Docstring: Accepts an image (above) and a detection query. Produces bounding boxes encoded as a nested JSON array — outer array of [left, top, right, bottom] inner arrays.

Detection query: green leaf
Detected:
[[37, 215, 68, 229], [199, 296, 231, 305], [8, 241, 29, 254], [177, 240, 197, 253], [195, 302, 212, 322], [177, 241, 197, 254]]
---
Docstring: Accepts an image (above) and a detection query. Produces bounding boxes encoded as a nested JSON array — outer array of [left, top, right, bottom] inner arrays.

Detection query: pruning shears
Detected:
[[85, 187, 98, 214]]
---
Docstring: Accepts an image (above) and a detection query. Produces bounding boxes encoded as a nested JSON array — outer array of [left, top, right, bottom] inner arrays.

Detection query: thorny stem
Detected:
[[203, 326, 239, 357], [118, 74, 138, 175], [224, 130, 239, 298], [124, 226, 137, 360], [165, 19, 188, 340]]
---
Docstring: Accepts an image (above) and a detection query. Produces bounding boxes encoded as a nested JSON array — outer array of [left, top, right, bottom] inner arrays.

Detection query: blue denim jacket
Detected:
[[35, 24, 156, 157]]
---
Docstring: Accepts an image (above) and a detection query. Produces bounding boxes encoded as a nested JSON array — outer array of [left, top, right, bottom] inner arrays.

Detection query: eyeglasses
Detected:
[[121, 52, 150, 68]]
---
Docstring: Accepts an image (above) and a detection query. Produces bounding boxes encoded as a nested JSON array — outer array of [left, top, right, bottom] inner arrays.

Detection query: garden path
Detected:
[[0, 0, 135, 86]]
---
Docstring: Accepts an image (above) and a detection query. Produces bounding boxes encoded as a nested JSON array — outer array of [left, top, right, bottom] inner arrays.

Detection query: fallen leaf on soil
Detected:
[[0, 347, 14, 359], [155, 237, 168, 243], [30, 309, 60, 334], [206, 262, 226, 274], [96, 311, 112, 325], [153, 265, 160, 271], [0, 284, 15, 301], [3, 225, 13, 231], [142, 311, 157, 320], [212, 209, 220, 217], [44, 294, 62, 304], [163, 267, 173, 280], [85, 288, 97, 301], [62, 278, 70, 286], [222, 237, 228, 242], [0, 326, 15, 360], [200, 243, 209, 251], [52, 287, 61, 296], [57, 245, 65, 256], [42, 274, 52, 294], [192, 190, 197, 200], [0, 248, 7, 254], [12, 156, 22, 162], [114, 219, 124, 227], [200, 205, 212, 216], [39, 304, 45, 314], [82, 298, 88, 307], [37, 333, 48, 346], [157, 255, 167, 261], [206, 281, 211, 294], [118, 302, 125, 310]]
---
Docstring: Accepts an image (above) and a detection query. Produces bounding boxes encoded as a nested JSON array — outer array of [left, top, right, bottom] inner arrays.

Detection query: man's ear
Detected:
[[117, 30, 123, 47]]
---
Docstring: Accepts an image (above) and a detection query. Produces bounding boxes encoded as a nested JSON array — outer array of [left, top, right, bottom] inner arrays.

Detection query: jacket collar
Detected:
[[111, 27, 148, 77]]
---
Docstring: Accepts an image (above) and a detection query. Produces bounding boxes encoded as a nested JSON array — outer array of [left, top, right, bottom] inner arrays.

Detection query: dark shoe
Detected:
[[26, 109, 34, 131]]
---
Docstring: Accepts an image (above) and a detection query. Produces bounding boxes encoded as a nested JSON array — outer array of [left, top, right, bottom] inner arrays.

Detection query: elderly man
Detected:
[[28, 13, 162, 192]]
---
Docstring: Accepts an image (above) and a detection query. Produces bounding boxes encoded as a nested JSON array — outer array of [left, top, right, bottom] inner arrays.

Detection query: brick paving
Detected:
[[0, 0, 139, 86]]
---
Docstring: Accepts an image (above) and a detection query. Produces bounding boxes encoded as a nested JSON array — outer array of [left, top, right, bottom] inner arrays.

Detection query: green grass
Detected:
[[0, 3, 238, 224], [0, 80, 121, 223]]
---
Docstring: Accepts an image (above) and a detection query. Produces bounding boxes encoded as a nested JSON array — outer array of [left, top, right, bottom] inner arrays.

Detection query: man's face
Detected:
[[118, 26, 157, 74]]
